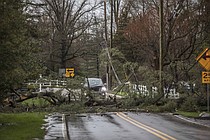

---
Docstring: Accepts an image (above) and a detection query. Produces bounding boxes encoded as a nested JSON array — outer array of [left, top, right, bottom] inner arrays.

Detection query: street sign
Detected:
[[197, 49, 210, 112], [202, 72, 210, 83], [196, 48, 210, 70], [66, 68, 75, 78]]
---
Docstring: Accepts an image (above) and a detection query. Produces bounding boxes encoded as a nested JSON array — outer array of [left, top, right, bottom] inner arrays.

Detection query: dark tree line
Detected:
[[0, 0, 43, 104], [1, 0, 210, 107]]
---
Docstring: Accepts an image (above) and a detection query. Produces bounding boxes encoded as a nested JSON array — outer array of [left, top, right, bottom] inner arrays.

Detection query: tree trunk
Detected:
[[61, 38, 67, 68]]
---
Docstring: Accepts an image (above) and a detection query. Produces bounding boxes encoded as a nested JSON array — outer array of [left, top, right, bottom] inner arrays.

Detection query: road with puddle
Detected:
[[44, 112, 210, 140]]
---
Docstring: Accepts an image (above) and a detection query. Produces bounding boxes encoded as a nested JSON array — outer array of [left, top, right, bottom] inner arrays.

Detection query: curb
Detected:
[[173, 114, 210, 128]]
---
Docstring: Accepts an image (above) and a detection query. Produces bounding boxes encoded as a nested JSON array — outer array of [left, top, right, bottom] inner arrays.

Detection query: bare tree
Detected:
[[41, 0, 102, 70], [124, 0, 205, 81]]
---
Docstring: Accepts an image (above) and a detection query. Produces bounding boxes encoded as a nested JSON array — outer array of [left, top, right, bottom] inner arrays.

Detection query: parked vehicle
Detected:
[[84, 78, 107, 98]]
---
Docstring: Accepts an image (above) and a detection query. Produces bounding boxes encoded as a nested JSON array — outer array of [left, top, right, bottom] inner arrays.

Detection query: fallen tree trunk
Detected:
[[3, 90, 67, 107]]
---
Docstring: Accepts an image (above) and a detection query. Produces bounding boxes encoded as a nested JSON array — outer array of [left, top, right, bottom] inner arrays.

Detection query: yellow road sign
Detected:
[[66, 68, 75, 78], [196, 48, 210, 70], [202, 71, 210, 83]]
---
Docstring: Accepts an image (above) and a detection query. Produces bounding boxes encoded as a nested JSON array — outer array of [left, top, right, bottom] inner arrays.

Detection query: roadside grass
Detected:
[[0, 112, 46, 140], [176, 111, 200, 118]]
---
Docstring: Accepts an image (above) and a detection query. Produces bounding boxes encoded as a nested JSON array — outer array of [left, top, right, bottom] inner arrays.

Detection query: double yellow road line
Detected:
[[116, 112, 176, 140]]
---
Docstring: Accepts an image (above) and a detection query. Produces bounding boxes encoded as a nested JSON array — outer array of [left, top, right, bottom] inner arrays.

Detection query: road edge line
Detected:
[[62, 114, 70, 140]]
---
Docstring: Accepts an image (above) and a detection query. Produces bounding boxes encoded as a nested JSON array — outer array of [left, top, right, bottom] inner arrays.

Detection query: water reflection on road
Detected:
[[44, 112, 210, 140], [67, 113, 157, 140], [44, 113, 64, 140]]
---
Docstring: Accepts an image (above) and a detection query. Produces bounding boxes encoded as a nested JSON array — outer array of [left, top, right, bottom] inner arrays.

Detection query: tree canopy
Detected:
[[0, 0, 43, 102], [1, 0, 210, 107]]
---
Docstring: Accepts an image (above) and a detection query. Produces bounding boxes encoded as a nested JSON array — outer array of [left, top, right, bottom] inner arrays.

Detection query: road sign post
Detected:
[[208, 84, 210, 113], [206, 79, 210, 113], [202, 71, 210, 112], [197, 48, 210, 112]]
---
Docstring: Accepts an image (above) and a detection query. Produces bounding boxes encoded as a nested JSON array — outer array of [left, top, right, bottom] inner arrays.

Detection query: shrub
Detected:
[[22, 97, 49, 108], [121, 98, 138, 108], [180, 96, 199, 112], [160, 100, 177, 112], [145, 105, 160, 112]]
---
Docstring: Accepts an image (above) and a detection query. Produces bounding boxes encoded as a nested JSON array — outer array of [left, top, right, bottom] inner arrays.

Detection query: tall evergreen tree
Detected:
[[0, 0, 43, 103]]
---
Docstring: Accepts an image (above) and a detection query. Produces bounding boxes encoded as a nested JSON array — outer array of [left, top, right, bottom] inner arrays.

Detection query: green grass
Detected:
[[0, 112, 46, 140], [176, 111, 200, 118]]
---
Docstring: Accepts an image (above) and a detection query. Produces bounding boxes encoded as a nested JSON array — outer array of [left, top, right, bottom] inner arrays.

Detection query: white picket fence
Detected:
[[27, 79, 67, 92], [132, 84, 179, 99], [26, 77, 180, 99]]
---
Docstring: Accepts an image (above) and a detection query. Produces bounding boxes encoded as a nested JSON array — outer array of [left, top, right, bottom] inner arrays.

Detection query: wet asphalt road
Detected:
[[66, 112, 210, 140]]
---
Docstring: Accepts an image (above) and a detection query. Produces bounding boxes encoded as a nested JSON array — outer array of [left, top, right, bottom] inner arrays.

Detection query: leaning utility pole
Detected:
[[103, 0, 122, 90], [159, 0, 163, 95]]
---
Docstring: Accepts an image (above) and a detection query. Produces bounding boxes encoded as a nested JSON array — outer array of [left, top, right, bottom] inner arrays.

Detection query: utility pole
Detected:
[[207, 83, 209, 112], [159, 0, 163, 95], [104, 0, 108, 41], [110, 0, 113, 89], [104, 0, 109, 90]]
